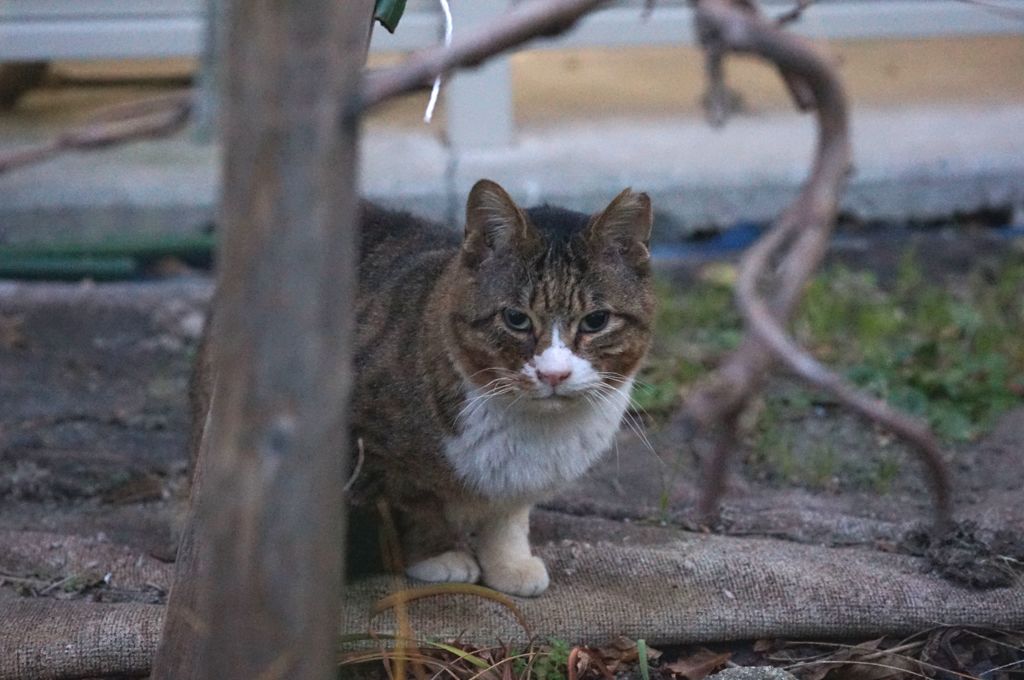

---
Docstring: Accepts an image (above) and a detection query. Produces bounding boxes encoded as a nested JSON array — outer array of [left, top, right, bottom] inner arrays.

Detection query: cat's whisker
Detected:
[[597, 370, 654, 392], [589, 383, 663, 468], [505, 392, 527, 411], [456, 380, 510, 415], [624, 411, 662, 466], [473, 375, 517, 392], [596, 370, 628, 380], [457, 384, 517, 422], [584, 383, 623, 419], [624, 392, 655, 424], [457, 395, 500, 426], [586, 392, 623, 477], [594, 379, 654, 423], [455, 380, 519, 424]]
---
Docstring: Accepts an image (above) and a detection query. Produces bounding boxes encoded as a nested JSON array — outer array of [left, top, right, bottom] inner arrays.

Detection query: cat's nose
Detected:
[[537, 368, 571, 387]]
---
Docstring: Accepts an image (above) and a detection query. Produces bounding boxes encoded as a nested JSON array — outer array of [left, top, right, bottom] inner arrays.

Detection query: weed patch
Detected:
[[641, 247, 1024, 490], [795, 252, 1024, 442]]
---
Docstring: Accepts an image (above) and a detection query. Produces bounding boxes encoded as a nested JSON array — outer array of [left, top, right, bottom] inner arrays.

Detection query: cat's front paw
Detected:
[[406, 550, 481, 584], [482, 556, 549, 597]]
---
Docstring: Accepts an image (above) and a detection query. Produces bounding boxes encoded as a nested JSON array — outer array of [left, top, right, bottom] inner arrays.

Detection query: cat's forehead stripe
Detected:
[[528, 252, 585, 317]]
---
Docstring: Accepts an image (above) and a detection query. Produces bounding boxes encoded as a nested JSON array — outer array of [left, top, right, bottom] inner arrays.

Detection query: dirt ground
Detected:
[[2, 224, 1022, 607]]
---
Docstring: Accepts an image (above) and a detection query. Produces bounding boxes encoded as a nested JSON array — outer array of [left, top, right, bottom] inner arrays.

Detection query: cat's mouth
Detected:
[[528, 385, 588, 406], [525, 393, 580, 413], [534, 391, 576, 401]]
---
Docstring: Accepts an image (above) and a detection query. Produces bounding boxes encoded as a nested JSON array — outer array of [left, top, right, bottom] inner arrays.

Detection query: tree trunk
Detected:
[[151, 1, 375, 678]]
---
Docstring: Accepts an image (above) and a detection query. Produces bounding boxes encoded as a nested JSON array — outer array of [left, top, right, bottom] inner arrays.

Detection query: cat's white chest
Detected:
[[443, 383, 631, 499]]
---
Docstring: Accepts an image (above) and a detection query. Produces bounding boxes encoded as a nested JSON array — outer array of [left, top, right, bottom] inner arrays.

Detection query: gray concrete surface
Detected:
[[1, 37, 1023, 245], [3, 102, 1022, 245]]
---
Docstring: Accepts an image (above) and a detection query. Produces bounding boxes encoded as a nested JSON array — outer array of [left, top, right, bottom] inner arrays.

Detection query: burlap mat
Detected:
[[0, 598, 161, 680], [2, 525, 1022, 680]]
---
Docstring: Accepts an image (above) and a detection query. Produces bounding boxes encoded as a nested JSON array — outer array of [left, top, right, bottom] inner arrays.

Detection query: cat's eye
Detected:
[[579, 310, 611, 333], [502, 308, 532, 332]]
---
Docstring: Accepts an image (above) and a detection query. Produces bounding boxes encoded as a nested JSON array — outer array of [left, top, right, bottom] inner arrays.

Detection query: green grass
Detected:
[[637, 639, 651, 680], [631, 273, 742, 416], [637, 247, 1024, 490], [512, 638, 570, 680], [796, 251, 1024, 442]]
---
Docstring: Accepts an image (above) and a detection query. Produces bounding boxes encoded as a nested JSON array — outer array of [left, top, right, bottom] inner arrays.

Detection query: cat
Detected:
[[190, 179, 655, 597]]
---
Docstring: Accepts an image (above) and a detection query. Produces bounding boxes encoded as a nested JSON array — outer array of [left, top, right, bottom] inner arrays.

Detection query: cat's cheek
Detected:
[[450, 320, 535, 387], [593, 339, 649, 379], [451, 334, 511, 386]]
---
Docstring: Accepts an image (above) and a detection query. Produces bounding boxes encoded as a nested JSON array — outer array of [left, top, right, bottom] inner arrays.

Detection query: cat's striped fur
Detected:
[[191, 179, 655, 596]]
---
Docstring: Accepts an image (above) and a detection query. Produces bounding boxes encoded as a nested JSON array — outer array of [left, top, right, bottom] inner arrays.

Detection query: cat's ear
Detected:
[[586, 188, 653, 265], [463, 179, 536, 266]]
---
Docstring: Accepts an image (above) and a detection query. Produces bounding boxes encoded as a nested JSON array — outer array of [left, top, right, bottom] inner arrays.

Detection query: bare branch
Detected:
[[954, 0, 1024, 22], [700, 42, 744, 127], [775, 0, 816, 26], [697, 413, 740, 519], [3, 0, 611, 172], [0, 93, 191, 175], [360, 0, 609, 111], [685, 0, 953, 529], [695, 0, 814, 124]]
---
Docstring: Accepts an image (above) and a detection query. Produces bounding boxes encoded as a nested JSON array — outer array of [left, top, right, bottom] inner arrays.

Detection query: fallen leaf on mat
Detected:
[[664, 649, 731, 679]]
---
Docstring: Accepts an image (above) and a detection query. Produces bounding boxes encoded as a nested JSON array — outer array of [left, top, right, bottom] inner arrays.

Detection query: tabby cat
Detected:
[[192, 179, 655, 597]]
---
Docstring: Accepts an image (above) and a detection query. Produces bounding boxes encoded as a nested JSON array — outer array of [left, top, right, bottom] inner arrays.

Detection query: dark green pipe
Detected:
[[0, 256, 139, 281], [0, 234, 216, 261], [0, 233, 216, 280]]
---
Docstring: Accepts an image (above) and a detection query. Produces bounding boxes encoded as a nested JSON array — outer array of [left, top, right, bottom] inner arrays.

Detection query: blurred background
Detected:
[[1, 0, 1022, 258]]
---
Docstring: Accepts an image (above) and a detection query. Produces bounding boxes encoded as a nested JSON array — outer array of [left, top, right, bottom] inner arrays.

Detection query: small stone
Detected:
[[178, 310, 206, 340], [708, 668, 798, 680]]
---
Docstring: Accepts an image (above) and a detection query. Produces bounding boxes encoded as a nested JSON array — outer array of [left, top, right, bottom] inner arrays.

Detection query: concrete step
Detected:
[[2, 102, 1022, 246]]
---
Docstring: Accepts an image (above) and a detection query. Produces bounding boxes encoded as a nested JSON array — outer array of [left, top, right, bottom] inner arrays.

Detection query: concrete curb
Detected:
[[2, 104, 1021, 245]]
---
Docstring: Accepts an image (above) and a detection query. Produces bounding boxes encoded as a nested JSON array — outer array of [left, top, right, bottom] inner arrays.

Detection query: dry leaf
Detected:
[[595, 636, 661, 673], [665, 649, 731, 679], [572, 648, 615, 680], [0, 314, 27, 350]]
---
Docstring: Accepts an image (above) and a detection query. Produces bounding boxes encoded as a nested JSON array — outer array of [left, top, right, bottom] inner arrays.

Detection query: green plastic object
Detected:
[[0, 234, 215, 261], [0, 256, 139, 281], [375, 0, 408, 33], [0, 233, 216, 281]]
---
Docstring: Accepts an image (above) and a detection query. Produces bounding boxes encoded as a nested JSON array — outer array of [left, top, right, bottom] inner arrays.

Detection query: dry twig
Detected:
[[955, 0, 1024, 22], [686, 0, 952, 528], [775, 0, 816, 25], [0, 92, 191, 175], [0, 1, 606, 174], [0, 1, 609, 174], [360, 0, 610, 111]]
